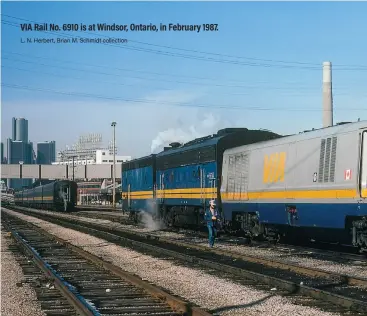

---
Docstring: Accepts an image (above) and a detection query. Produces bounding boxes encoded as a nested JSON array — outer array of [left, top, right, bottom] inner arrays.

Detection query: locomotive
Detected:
[[13, 180, 78, 212], [122, 121, 367, 252], [121, 127, 282, 226]]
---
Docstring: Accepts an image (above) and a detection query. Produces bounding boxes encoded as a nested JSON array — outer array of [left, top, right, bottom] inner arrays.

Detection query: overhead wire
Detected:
[[0, 18, 322, 70], [1, 50, 320, 86], [1, 55, 322, 91], [2, 82, 366, 112], [2, 14, 367, 70], [1, 15, 366, 112], [1, 65, 321, 98]]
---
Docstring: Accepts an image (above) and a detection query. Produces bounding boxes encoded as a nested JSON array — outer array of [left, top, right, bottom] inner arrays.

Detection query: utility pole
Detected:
[[111, 122, 116, 209]]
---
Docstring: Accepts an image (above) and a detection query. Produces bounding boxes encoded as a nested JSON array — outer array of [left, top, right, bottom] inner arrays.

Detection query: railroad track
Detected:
[[1, 211, 212, 316], [70, 209, 367, 266], [76, 205, 119, 212], [8, 203, 367, 263], [4, 204, 367, 270], [71, 207, 367, 261], [3, 206, 367, 315]]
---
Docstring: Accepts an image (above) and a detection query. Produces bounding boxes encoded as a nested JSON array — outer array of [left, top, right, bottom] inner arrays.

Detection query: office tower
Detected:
[[7, 138, 33, 190], [12, 117, 28, 143], [37, 141, 56, 164], [1, 142, 4, 164]]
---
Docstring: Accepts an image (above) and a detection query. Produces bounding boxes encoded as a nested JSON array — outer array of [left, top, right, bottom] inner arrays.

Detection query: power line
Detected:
[[1, 65, 320, 98], [1, 50, 318, 86], [1, 55, 321, 91], [2, 82, 366, 112], [4, 64, 361, 98], [1, 14, 317, 66], [3, 14, 367, 70], [0, 18, 322, 71]]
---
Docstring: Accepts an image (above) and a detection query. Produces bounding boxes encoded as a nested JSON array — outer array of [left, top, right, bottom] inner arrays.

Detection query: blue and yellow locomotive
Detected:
[[121, 128, 281, 227]]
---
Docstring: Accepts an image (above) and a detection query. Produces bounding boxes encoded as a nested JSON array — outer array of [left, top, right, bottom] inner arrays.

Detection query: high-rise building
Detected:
[[12, 117, 28, 143], [37, 141, 56, 164], [7, 139, 34, 190], [1, 142, 4, 164], [7, 118, 33, 190]]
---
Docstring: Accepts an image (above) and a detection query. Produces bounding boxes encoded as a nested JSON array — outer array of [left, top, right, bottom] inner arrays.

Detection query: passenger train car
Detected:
[[121, 121, 367, 251], [220, 121, 367, 250], [14, 180, 78, 212], [121, 128, 281, 226]]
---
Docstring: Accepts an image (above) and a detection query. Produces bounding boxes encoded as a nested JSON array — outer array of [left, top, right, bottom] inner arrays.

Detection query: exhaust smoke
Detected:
[[151, 113, 229, 154], [139, 198, 166, 231]]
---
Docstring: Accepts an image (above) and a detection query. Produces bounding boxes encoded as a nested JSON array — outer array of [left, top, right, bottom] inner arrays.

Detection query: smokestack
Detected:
[[322, 61, 333, 128]]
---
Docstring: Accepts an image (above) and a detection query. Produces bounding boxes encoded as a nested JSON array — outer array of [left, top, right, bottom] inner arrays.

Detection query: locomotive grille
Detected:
[[318, 136, 338, 183], [318, 139, 326, 182]]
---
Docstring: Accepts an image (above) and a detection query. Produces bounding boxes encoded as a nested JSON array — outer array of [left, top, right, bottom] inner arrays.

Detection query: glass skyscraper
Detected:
[[37, 141, 56, 164]]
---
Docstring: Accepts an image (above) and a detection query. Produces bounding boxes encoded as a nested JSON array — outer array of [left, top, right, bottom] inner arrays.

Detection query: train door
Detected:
[[209, 172, 216, 201], [361, 130, 367, 198], [127, 184, 131, 208], [159, 173, 165, 204], [200, 167, 206, 207], [64, 187, 70, 202], [60, 185, 70, 202]]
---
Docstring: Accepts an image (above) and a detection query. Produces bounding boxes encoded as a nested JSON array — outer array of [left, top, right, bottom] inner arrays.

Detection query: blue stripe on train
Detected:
[[222, 202, 367, 229]]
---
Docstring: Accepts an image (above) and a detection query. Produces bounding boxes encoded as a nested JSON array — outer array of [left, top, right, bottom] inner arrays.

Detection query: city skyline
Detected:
[[1, 2, 367, 158], [4, 116, 57, 189]]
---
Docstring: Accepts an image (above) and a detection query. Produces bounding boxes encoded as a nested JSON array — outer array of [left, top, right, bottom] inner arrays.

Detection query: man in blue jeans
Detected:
[[204, 200, 220, 247]]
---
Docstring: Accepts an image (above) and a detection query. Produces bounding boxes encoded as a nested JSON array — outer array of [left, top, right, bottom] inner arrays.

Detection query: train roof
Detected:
[[224, 119, 367, 154], [156, 128, 281, 158], [121, 154, 156, 171]]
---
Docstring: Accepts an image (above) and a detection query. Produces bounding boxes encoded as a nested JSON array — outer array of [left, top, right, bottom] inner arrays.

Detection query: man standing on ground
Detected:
[[204, 199, 220, 247]]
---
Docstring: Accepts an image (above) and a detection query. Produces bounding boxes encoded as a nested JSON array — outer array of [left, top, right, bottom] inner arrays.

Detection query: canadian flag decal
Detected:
[[345, 169, 351, 180]]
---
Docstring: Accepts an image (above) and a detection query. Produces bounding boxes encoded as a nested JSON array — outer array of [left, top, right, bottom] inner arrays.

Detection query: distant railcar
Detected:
[[220, 121, 367, 250], [14, 180, 78, 212]]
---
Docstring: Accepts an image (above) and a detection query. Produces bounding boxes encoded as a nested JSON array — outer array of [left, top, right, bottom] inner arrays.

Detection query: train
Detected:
[[13, 180, 78, 212], [121, 122, 367, 252], [121, 127, 281, 226]]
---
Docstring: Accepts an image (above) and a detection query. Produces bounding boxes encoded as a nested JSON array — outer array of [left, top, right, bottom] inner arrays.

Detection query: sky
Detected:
[[1, 1, 367, 158]]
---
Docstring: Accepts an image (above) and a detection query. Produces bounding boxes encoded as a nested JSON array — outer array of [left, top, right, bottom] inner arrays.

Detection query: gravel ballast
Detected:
[[1, 225, 46, 316], [16, 207, 367, 280], [2, 208, 344, 316]]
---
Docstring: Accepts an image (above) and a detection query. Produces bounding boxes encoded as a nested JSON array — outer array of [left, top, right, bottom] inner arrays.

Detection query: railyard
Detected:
[[2, 204, 367, 316], [2, 2, 367, 316]]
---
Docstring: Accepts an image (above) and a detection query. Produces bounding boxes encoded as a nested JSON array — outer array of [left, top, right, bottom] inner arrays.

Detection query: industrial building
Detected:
[[36, 141, 56, 164], [52, 149, 131, 166], [56, 133, 117, 162]]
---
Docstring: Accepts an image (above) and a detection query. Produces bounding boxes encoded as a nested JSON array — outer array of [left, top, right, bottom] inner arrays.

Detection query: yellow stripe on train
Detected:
[[221, 189, 360, 200], [121, 188, 366, 201], [121, 188, 217, 200]]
